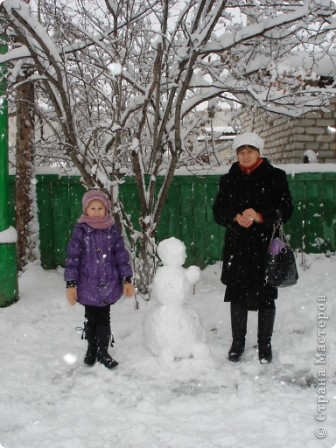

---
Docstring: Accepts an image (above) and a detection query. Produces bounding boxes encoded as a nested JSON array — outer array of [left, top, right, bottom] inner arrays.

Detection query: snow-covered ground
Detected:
[[0, 254, 335, 448]]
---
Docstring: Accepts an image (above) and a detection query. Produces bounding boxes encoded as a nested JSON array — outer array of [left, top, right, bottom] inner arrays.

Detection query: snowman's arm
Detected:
[[186, 266, 201, 284]]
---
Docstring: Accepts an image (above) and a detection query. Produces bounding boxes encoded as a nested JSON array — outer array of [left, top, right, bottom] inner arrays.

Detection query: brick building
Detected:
[[238, 98, 336, 164]]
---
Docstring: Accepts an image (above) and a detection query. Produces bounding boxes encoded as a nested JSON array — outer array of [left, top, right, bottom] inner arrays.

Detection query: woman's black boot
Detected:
[[258, 308, 276, 364], [96, 325, 118, 369], [228, 303, 248, 362]]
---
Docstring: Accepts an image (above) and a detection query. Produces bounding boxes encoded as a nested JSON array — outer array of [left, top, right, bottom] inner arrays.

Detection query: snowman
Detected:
[[143, 237, 209, 362]]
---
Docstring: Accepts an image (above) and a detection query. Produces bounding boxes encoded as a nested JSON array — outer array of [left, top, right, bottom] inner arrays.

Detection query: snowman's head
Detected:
[[157, 237, 186, 267]]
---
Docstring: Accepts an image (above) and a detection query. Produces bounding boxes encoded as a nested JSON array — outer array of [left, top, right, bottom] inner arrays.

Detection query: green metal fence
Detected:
[[8, 172, 336, 269]]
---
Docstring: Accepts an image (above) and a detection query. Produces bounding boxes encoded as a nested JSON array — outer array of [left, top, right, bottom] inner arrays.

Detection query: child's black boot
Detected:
[[83, 322, 98, 366], [96, 325, 118, 369]]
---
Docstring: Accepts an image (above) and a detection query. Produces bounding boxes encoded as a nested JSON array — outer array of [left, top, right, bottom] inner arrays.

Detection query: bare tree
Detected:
[[15, 71, 35, 270], [1, 0, 336, 291]]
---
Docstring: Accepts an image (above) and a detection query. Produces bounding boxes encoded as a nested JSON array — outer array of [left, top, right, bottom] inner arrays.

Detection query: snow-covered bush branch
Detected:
[[1, 0, 336, 291]]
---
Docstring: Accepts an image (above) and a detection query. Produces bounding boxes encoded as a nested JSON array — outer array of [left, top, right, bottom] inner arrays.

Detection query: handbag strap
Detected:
[[270, 220, 280, 241], [271, 219, 288, 243]]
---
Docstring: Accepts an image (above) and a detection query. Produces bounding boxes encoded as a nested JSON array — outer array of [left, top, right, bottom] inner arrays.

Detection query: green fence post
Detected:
[[0, 39, 19, 307]]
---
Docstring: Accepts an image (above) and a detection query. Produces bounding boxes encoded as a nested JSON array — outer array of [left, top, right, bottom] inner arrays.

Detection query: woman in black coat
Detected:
[[213, 132, 293, 363]]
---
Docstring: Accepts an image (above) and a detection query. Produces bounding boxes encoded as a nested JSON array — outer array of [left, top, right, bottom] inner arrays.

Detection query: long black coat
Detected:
[[213, 159, 293, 292]]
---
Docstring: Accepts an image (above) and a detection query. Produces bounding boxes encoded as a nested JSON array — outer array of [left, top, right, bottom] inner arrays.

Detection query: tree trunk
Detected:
[[15, 77, 35, 271]]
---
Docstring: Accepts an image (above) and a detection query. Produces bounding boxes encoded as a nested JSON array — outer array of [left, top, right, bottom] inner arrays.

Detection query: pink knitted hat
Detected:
[[82, 190, 111, 214]]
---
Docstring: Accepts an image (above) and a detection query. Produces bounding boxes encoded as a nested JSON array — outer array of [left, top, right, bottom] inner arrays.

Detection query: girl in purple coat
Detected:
[[65, 189, 135, 369]]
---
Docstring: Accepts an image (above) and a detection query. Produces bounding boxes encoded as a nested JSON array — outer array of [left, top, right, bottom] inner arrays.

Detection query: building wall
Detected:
[[239, 98, 336, 163]]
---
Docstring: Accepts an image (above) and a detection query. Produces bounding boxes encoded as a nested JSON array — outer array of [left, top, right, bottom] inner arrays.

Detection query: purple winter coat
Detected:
[[64, 223, 133, 307]]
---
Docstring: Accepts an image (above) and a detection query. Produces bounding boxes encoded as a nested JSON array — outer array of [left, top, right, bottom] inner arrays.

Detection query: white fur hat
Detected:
[[232, 132, 264, 153]]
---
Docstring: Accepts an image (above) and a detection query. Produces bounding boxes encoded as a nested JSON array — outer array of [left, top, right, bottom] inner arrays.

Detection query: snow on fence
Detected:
[[8, 170, 336, 269]]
